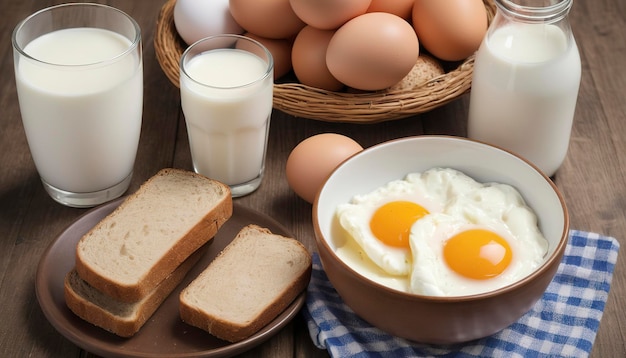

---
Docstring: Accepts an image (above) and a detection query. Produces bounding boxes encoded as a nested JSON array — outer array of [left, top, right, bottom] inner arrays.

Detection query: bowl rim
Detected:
[[312, 134, 570, 302]]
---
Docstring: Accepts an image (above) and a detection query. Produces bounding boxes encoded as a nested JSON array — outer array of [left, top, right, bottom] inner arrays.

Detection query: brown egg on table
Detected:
[[412, 0, 488, 61], [286, 133, 363, 204], [229, 0, 305, 39], [291, 26, 344, 91], [366, 0, 414, 20], [326, 12, 419, 91], [240, 32, 293, 79], [289, 0, 372, 30]]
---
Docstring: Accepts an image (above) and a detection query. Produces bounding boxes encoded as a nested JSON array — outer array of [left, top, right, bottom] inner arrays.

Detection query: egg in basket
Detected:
[[155, 0, 496, 123]]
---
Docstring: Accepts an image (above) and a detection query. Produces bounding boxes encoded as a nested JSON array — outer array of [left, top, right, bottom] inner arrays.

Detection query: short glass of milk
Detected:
[[12, 3, 143, 208], [180, 34, 274, 197]]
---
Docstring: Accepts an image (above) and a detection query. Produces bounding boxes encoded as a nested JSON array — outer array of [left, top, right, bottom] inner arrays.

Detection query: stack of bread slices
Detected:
[[64, 168, 312, 342]]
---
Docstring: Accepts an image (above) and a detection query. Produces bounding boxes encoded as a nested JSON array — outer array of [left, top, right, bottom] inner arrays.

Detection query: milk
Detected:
[[180, 48, 273, 187], [15, 27, 143, 193], [468, 23, 581, 177]]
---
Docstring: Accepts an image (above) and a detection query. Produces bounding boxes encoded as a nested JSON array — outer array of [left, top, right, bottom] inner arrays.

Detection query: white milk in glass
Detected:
[[181, 49, 273, 186], [468, 23, 581, 176], [16, 28, 143, 193]]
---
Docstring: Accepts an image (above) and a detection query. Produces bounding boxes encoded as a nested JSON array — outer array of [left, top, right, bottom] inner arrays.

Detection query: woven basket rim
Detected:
[[154, 0, 496, 123]]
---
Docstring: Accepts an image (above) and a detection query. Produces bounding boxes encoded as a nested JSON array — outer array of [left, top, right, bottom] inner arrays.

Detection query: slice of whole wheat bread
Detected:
[[179, 224, 312, 343], [75, 168, 232, 302], [64, 245, 206, 337]]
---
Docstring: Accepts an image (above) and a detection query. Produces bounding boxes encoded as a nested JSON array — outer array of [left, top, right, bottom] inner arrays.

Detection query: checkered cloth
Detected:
[[303, 230, 619, 357]]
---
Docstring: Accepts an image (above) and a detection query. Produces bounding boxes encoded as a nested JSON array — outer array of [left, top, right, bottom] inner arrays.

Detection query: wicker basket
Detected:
[[155, 0, 496, 123]]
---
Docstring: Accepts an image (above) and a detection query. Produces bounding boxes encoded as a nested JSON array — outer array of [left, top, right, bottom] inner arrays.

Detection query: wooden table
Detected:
[[1, 0, 624, 357]]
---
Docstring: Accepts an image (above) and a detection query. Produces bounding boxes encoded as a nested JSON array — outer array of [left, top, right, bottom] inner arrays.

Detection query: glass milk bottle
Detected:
[[468, 0, 581, 177]]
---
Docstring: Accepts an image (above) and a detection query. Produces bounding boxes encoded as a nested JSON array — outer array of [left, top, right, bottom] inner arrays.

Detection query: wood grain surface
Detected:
[[0, 0, 624, 357]]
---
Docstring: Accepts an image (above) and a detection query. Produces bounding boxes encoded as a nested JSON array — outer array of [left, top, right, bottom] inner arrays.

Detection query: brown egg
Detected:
[[326, 12, 419, 91], [291, 26, 344, 91], [229, 0, 305, 39], [241, 32, 293, 79], [286, 133, 363, 204], [289, 0, 372, 30], [366, 0, 414, 20], [412, 0, 488, 61]]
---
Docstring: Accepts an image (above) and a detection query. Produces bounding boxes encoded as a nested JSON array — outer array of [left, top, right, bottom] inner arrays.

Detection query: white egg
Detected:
[[334, 167, 549, 297], [336, 178, 442, 276], [174, 0, 244, 46]]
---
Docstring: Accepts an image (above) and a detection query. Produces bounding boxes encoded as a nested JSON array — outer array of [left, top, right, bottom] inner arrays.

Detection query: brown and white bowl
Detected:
[[312, 135, 569, 344]]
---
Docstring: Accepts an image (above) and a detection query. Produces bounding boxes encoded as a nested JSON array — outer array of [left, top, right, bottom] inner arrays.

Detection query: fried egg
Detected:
[[409, 199, 547, 296], [335, 167, 549, 297], [336, 177, 443, 276]]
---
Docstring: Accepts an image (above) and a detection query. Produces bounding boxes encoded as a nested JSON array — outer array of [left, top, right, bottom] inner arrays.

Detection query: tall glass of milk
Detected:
[[180, 35, 273, 197], [12, 3, 143, 207], [468, 0, 581, 177]]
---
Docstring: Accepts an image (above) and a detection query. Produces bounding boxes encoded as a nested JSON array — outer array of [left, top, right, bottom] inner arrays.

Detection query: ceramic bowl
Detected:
[[312, 135, 569, 344]]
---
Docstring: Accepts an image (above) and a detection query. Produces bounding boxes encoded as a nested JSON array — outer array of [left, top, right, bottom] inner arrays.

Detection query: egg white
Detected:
[[409, 182, 548, 296], [335, 233, 410, 292], [334, 167, 549, 297], [336, 177, 442, 276]]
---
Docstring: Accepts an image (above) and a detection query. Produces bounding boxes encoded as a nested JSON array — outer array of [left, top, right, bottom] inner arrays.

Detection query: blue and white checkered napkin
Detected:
[[303, 230, 619, 357]]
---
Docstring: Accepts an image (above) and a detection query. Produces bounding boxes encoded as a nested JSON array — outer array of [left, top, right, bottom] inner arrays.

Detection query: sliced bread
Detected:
[[179, 224, 312, 342], [75, 168, 232, 302], [64, 244, 206, 337]]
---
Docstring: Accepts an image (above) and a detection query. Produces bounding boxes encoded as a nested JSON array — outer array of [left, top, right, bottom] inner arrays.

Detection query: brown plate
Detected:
[[35, 197, 306, 358]]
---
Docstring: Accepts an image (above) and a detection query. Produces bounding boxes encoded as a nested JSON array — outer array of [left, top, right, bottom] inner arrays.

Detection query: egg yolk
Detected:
[[370, 201, 429, 249], [443, 229, 512, 280]]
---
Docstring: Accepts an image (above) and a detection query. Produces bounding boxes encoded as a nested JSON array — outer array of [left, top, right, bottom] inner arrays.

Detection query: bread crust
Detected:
[[179, 225, 312, 342], [65, 244, 206, 337], [75, 168, 233, 302]]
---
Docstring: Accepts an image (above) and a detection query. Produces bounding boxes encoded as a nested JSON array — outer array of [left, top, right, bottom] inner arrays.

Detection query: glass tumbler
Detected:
[[180, 34, 274, 197], [12, 3, 143, 207]]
